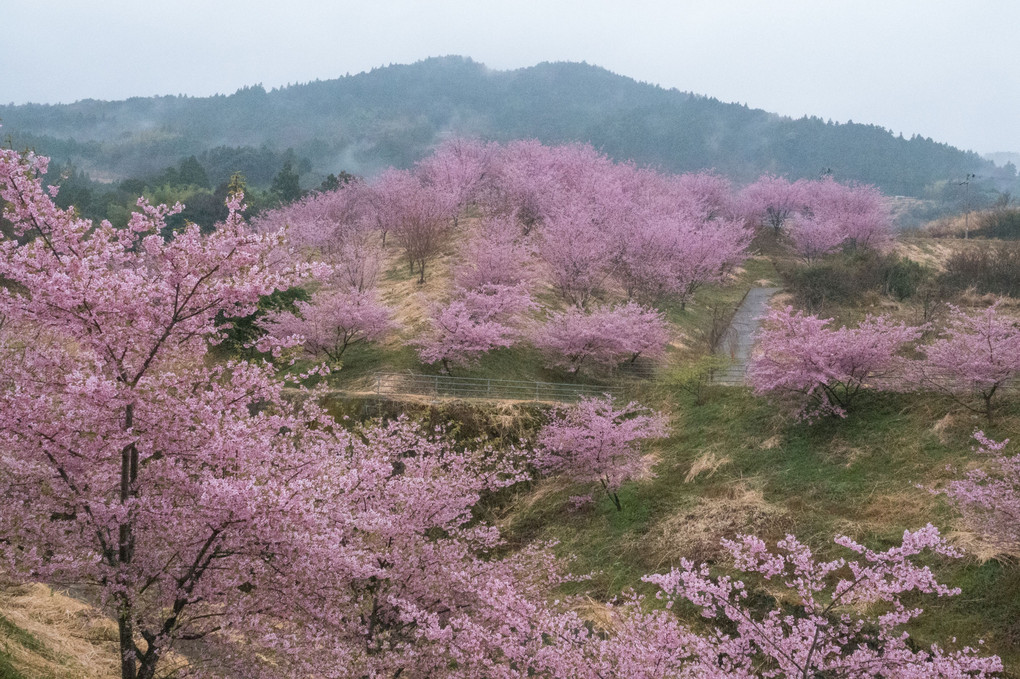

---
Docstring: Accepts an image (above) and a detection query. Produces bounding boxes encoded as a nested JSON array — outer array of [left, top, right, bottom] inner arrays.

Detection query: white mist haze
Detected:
[[2, 0, 1018, 154]]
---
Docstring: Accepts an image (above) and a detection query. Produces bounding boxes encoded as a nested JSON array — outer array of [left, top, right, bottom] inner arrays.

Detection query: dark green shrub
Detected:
[[216, 286, 310, 357], [973, 208, 1020, 240], [883, 257, 927, 300], [781, 251, 932, 311], [940, 242, 1020, 297]]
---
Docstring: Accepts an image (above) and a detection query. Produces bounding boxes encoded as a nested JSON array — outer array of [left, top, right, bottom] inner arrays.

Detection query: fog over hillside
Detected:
[[1, 57, 1008, 197]]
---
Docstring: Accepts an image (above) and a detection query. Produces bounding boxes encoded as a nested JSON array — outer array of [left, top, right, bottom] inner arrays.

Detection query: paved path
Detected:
[[712, 287, 781, 385]]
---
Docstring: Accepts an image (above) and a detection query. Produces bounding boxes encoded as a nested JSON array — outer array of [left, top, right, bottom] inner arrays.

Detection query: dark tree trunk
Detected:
[[118, 403, 140, 679]]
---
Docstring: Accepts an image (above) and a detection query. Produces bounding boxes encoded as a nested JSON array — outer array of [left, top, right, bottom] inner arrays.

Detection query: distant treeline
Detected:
[[39, 151, 347, 231], [2, 56, 1014, 198]]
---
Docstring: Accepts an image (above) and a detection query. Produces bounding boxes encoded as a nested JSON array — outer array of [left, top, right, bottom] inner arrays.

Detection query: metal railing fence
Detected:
[[370, 372, 622, 402]]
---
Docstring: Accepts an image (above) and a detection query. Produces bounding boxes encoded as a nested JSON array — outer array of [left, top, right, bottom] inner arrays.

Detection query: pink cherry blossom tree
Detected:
[[453, 216, 535, 290], [537, 395, 668, 510], [672, 170, 737, 219], [739, 174, 810, 234], [748, 306, 922, 420], [938, 432, 1019, 557], [787, 212, 848, 262], [0, 148, 575, 679], [746, 176, 891, 259], [538, 206, 620, 308], [808, 176, 893, 251], [617, 171, 751, 308], [411, 283, 535, 373], [530, 148, 633, 308], [475, 139, 558, 232], [253, 182, 383, 292], [642, 526, 1002, 678], [532, 302, 670, 375], [0, 147, 315, 679], [236, 415, 576, 679], [260, 286, 395, 363], [914, 302, 1020, 421], [415, 137, 492, 219], [666, 217, 752, 309], [370, 168, 457, 284]]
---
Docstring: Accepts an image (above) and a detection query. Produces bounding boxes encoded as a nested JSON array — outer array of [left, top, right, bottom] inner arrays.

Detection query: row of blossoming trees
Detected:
[[749, 302, 1020, 422], [251, 139, 892, 374], [0, 146, 1009, 677]]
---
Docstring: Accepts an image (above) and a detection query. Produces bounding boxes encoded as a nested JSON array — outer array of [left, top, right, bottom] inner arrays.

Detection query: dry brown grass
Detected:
[[932, 412, 956, 445], [892, 238, 957, 271], [0, 583, 118, 679], [566, 596, 617, 633], [640, 483, 790, 568], [769, 291, 795, 308], [375, 245, 455, 343], [954, 288, 1020, 310], [501, 476, 575, 520], [860, 489, 933, 527], [822, 438, 866, 467], [946, 529, 1020, 564], [683, 450, 731, 483], [0, 583, 188, 679]]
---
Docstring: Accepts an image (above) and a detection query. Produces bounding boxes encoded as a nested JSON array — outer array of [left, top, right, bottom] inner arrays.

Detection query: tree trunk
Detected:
[[984, 390, 996, 423], [600, 477, 623, 511], [118, 610, 136, 679], [136, 651, 163, 679], [118, 403, 139, 679]]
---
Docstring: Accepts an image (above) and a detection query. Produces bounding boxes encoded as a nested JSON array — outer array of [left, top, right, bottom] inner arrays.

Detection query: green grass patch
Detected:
[[0, 651, 28, 679], [0, 652, 28, 679], [0, 612, 59, 679], [0, 615, 50, 661], [504, 381, 1020, 671]]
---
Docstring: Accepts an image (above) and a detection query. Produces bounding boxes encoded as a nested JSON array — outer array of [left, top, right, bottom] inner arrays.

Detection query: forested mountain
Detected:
[[0, 56, 1001, 196]]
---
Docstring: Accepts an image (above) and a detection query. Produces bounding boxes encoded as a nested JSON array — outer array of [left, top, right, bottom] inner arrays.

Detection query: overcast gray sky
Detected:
[[2, 1, 1018, 154]]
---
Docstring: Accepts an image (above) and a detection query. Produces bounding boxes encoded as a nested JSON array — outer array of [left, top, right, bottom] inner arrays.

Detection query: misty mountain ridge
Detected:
[[0, 56, 1003, 197]]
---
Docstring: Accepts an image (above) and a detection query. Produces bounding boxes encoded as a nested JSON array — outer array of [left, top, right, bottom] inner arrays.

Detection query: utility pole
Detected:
[[959, 173, 976, 239]]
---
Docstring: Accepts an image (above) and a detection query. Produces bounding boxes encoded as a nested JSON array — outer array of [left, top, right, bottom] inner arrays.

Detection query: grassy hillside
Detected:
[[3, 227, 1019, 677], [273, 229, 1020, 673], [363, 227, 1020, 670]]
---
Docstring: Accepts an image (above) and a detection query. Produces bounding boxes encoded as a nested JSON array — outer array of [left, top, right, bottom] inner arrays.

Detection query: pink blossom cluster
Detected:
[[536, 395, 668, 510], [750, 302, 1020, 423], [642, 526, 1002, 678], [410, 283, 536, 372], [260, 286, 396, 363], [453, 216, 535, 290], [748, 306, 922, 419], [939, 432, 1019, 555], [912, 302, 1020, 419], [421, 140, 753, 309], [532, 301, 670, 374], [740, 173, 893, 259], [253, 181, 382, 290]]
